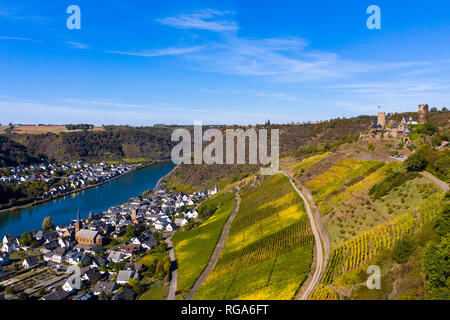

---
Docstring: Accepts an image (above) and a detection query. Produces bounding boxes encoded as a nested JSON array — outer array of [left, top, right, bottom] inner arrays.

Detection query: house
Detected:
[[22, 256, 39, 269], [72, 292, 93, 301], [40, 240, 59, 253], [50, 248, 67, 263], [116, 270, 134, 284], [141, 238, 157, 250], [1, 239, 19, 253], [165, 222, 177, 232], [107, 250, 126, 263], [125, 262, 143, 275], [90, 256, 108, 269], [0, 253, 10, 266], [92, 281, 117, 296], [82, 268, 102, 282], [66, 251, 90, 265], [112, 288, 134, 300], [75, 229, 104, 246], [174, 218, 189, 227], [41, 288, 69, 300], [118, 244, 140, 257], [62, 277, 81, 294]]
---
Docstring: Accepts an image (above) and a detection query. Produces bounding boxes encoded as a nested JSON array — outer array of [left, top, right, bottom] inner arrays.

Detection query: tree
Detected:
[[125, 224, 137, 239], [20, 232, 33, 246], [421, 235, 450, 293], [404, 153, 428, 172], [393, 238, 414, 264], [368, 143, 375, 151], [42, 216, 55, 231], [128, 278, 145, 295]]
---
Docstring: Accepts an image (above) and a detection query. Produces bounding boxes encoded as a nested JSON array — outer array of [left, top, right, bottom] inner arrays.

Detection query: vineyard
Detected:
[[309, 285, 339, 300], [321, 194, 444, 285], [194, 174, 313, 300], [172, 190, 236, 294], [292, 152, 330, 176], [305, 159, 385, 215]]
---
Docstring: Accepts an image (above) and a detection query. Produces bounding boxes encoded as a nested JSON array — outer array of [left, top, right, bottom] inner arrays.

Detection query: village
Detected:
[[0, 180, 218, 300], [0, 161, 135, 199]]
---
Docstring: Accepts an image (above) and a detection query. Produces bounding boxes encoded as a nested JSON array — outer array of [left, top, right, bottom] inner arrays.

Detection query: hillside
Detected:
[[7, 126, 176, 162], [0, 135, 46, 167], [194, 174, 313, 300]]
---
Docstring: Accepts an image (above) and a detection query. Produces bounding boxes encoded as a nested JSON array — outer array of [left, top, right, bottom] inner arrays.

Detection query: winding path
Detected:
[[280, 171, 329, 300], [420, 171, 449, 192], [187, 187, 241, 300], [165, 237, 178, 300]]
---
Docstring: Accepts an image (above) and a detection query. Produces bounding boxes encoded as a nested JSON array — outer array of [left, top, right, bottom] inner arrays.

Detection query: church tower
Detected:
[[75, 208, 82, 233]]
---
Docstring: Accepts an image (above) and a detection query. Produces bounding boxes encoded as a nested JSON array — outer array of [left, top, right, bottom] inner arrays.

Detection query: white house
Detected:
[[22, 256, 39, 269], [62, 278, 81, 294], [116, 270, 134, 284]]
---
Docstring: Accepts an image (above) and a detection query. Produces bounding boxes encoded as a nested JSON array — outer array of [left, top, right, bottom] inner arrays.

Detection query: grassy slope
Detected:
[[137, 252, 170, 300], [172, 190, 236, 294], [195, 174, 313, 300]]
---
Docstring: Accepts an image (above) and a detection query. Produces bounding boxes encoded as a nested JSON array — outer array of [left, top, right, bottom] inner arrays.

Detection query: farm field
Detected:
[[172, 190, 236, 295], [10, 125, 105, 135], [194, 174, 313, 300]]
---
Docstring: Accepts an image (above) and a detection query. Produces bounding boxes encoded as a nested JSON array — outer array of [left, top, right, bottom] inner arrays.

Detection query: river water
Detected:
[[0, 161, 175, 237]]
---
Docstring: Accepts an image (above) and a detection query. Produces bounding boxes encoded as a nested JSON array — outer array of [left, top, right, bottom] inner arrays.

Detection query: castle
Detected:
[[371, 104, 428, 138]]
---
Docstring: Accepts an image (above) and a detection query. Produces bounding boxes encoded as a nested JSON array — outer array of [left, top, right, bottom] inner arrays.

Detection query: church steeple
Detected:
[[75, 208, 82, 234]]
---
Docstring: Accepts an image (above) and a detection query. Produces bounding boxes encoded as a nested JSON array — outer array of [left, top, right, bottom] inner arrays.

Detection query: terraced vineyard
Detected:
[[306, 159, 385, 215], [172, 189, 236, 295], [292, 152, 330, 176], [194, 174, 313, 300], [321, 194, 444, 286]]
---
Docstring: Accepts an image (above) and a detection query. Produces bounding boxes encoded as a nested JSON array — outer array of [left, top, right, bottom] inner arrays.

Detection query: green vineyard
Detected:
[[194, 174, 314, 300]]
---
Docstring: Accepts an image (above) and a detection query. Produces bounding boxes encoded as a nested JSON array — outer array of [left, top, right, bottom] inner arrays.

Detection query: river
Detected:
[[0, 161, 175, 237]]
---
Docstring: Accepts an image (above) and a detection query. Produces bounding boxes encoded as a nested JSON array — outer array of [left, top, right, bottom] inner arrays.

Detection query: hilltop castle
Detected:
[[371, 104, 428, 138]]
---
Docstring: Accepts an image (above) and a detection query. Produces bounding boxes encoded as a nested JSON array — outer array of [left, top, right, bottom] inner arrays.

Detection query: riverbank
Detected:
[[0, 160, 168, 215]]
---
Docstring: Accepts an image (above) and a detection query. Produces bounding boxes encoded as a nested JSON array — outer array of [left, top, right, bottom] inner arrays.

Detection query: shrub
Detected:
[[404, 153, 428, 172], [393, 238, 414, 264]]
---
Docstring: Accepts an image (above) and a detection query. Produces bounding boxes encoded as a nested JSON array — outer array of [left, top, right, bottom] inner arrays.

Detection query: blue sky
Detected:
[[1, 0, 450, 125]]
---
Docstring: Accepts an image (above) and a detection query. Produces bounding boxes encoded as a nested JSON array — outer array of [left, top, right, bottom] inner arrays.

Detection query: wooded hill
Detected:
[[1, 109, 448, 167]]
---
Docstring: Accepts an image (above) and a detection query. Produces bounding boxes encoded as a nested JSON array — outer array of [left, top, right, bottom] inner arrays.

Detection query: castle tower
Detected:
[[418, 104, 429, 124], [377, 112, 386, 128]]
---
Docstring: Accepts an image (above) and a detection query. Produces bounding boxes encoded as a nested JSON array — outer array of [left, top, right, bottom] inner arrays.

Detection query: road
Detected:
[[420, 171, 449, 192], [280, 171, 328, 300], [165, 237, 177, 300], [187, 187, 241, 300]]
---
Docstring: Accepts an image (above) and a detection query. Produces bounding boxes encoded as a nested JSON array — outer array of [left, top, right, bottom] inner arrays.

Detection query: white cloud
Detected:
[[105, 46, 202, 57], [0, 36, 42, 43], [157, 9, 238, 32], [65, 41, 90, 49]]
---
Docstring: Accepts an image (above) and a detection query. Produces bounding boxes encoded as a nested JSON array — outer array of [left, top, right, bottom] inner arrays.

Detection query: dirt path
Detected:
[[186, 187, 241, 300], [280, 171, 330, 300], [165, 237, 178, 300], [420, 171, 449, 192]]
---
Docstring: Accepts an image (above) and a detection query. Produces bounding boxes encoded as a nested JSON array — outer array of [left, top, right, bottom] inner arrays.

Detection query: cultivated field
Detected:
[[172, 190, 236, 295], [11, 125, 105, 135], [194, 174, 313, 300]]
